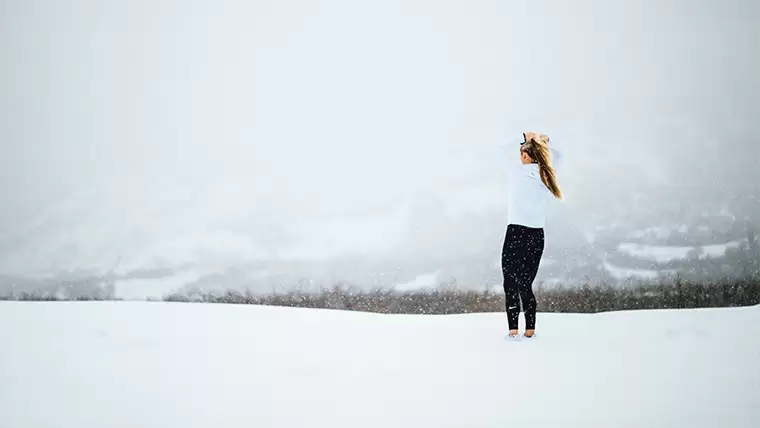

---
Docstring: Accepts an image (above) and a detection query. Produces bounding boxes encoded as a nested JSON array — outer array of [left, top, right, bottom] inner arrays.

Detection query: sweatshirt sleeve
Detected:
[[499, 136, 524, 170]]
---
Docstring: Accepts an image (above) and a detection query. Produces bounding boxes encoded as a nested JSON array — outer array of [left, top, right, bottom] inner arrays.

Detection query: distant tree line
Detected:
[[0, 275, 115, 301], [161, 276, 760, 314], [3, 274, 758, 315]]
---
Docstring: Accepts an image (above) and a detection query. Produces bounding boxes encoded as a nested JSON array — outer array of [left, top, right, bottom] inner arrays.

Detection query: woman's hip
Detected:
[[506, 224, 545, 244]]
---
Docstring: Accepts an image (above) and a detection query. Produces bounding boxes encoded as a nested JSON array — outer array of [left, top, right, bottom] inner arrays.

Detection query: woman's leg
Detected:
[[518, 229, 545, 332], [502, 226, 521, 332], [504, 279, 521, 332], [519, 277, 538, 332]]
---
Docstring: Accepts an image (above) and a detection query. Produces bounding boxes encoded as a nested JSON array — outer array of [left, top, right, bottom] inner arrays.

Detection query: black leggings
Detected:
[[501, 224, 545, 331]]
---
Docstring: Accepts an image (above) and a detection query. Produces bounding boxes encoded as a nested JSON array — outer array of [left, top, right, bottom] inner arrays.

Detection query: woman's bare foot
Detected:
[[524, 329, 536, 338], [508, 329, 519, 338]]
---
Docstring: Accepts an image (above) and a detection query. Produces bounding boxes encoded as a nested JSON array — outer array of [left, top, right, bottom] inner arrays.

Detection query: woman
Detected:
[[502, 132, 562, 339]]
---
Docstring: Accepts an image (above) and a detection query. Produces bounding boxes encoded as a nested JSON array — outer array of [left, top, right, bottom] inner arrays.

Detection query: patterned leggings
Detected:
[[501, 224, 545, 330]]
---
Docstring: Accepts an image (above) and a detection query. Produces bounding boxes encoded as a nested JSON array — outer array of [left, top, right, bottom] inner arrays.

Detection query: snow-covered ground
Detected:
[[1, 303, 758, 428]]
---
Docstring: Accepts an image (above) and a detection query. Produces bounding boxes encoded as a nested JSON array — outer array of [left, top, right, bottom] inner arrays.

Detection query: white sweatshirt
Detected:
[[505, 138, 563, 229]]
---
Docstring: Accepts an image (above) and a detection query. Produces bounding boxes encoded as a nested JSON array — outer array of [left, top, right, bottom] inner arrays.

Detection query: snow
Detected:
[[617, 243, 694, 263], [617, 241, 744, 263], [114, 270, 202, 300], [1, 302, 758, 428], [703, 241, 743, 258], [626, 226, 674, 240], [603, 260, 667, 280], [719, 207, 737, 221], [394, 271, 440, 291]]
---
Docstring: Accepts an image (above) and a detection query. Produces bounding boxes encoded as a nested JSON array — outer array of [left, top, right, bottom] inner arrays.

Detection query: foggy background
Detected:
[[1, 0, 758, 298]]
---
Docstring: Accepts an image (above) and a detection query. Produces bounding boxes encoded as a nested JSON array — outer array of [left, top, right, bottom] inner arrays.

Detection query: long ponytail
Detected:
[[522, 134, 562, 199]]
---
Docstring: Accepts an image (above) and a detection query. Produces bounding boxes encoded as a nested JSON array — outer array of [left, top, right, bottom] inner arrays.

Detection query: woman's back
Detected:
[[507, 163, 553, 228], [505, 135, 563, 229]]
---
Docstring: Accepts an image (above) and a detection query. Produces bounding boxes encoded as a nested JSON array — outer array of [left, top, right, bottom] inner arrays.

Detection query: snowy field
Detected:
[[1, 303, 759, 428]]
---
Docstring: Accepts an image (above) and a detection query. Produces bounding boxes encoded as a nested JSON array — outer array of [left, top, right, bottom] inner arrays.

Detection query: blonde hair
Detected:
[[521, 134, 562, 199]]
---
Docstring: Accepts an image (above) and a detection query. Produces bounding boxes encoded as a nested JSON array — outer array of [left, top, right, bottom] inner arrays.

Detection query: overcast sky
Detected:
[[0, 0, 758, 274]]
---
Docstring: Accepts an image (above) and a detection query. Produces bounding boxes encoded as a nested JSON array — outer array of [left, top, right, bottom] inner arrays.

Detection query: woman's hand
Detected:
[[523, 132, 537, 143], [524, 132, 550, 145]]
